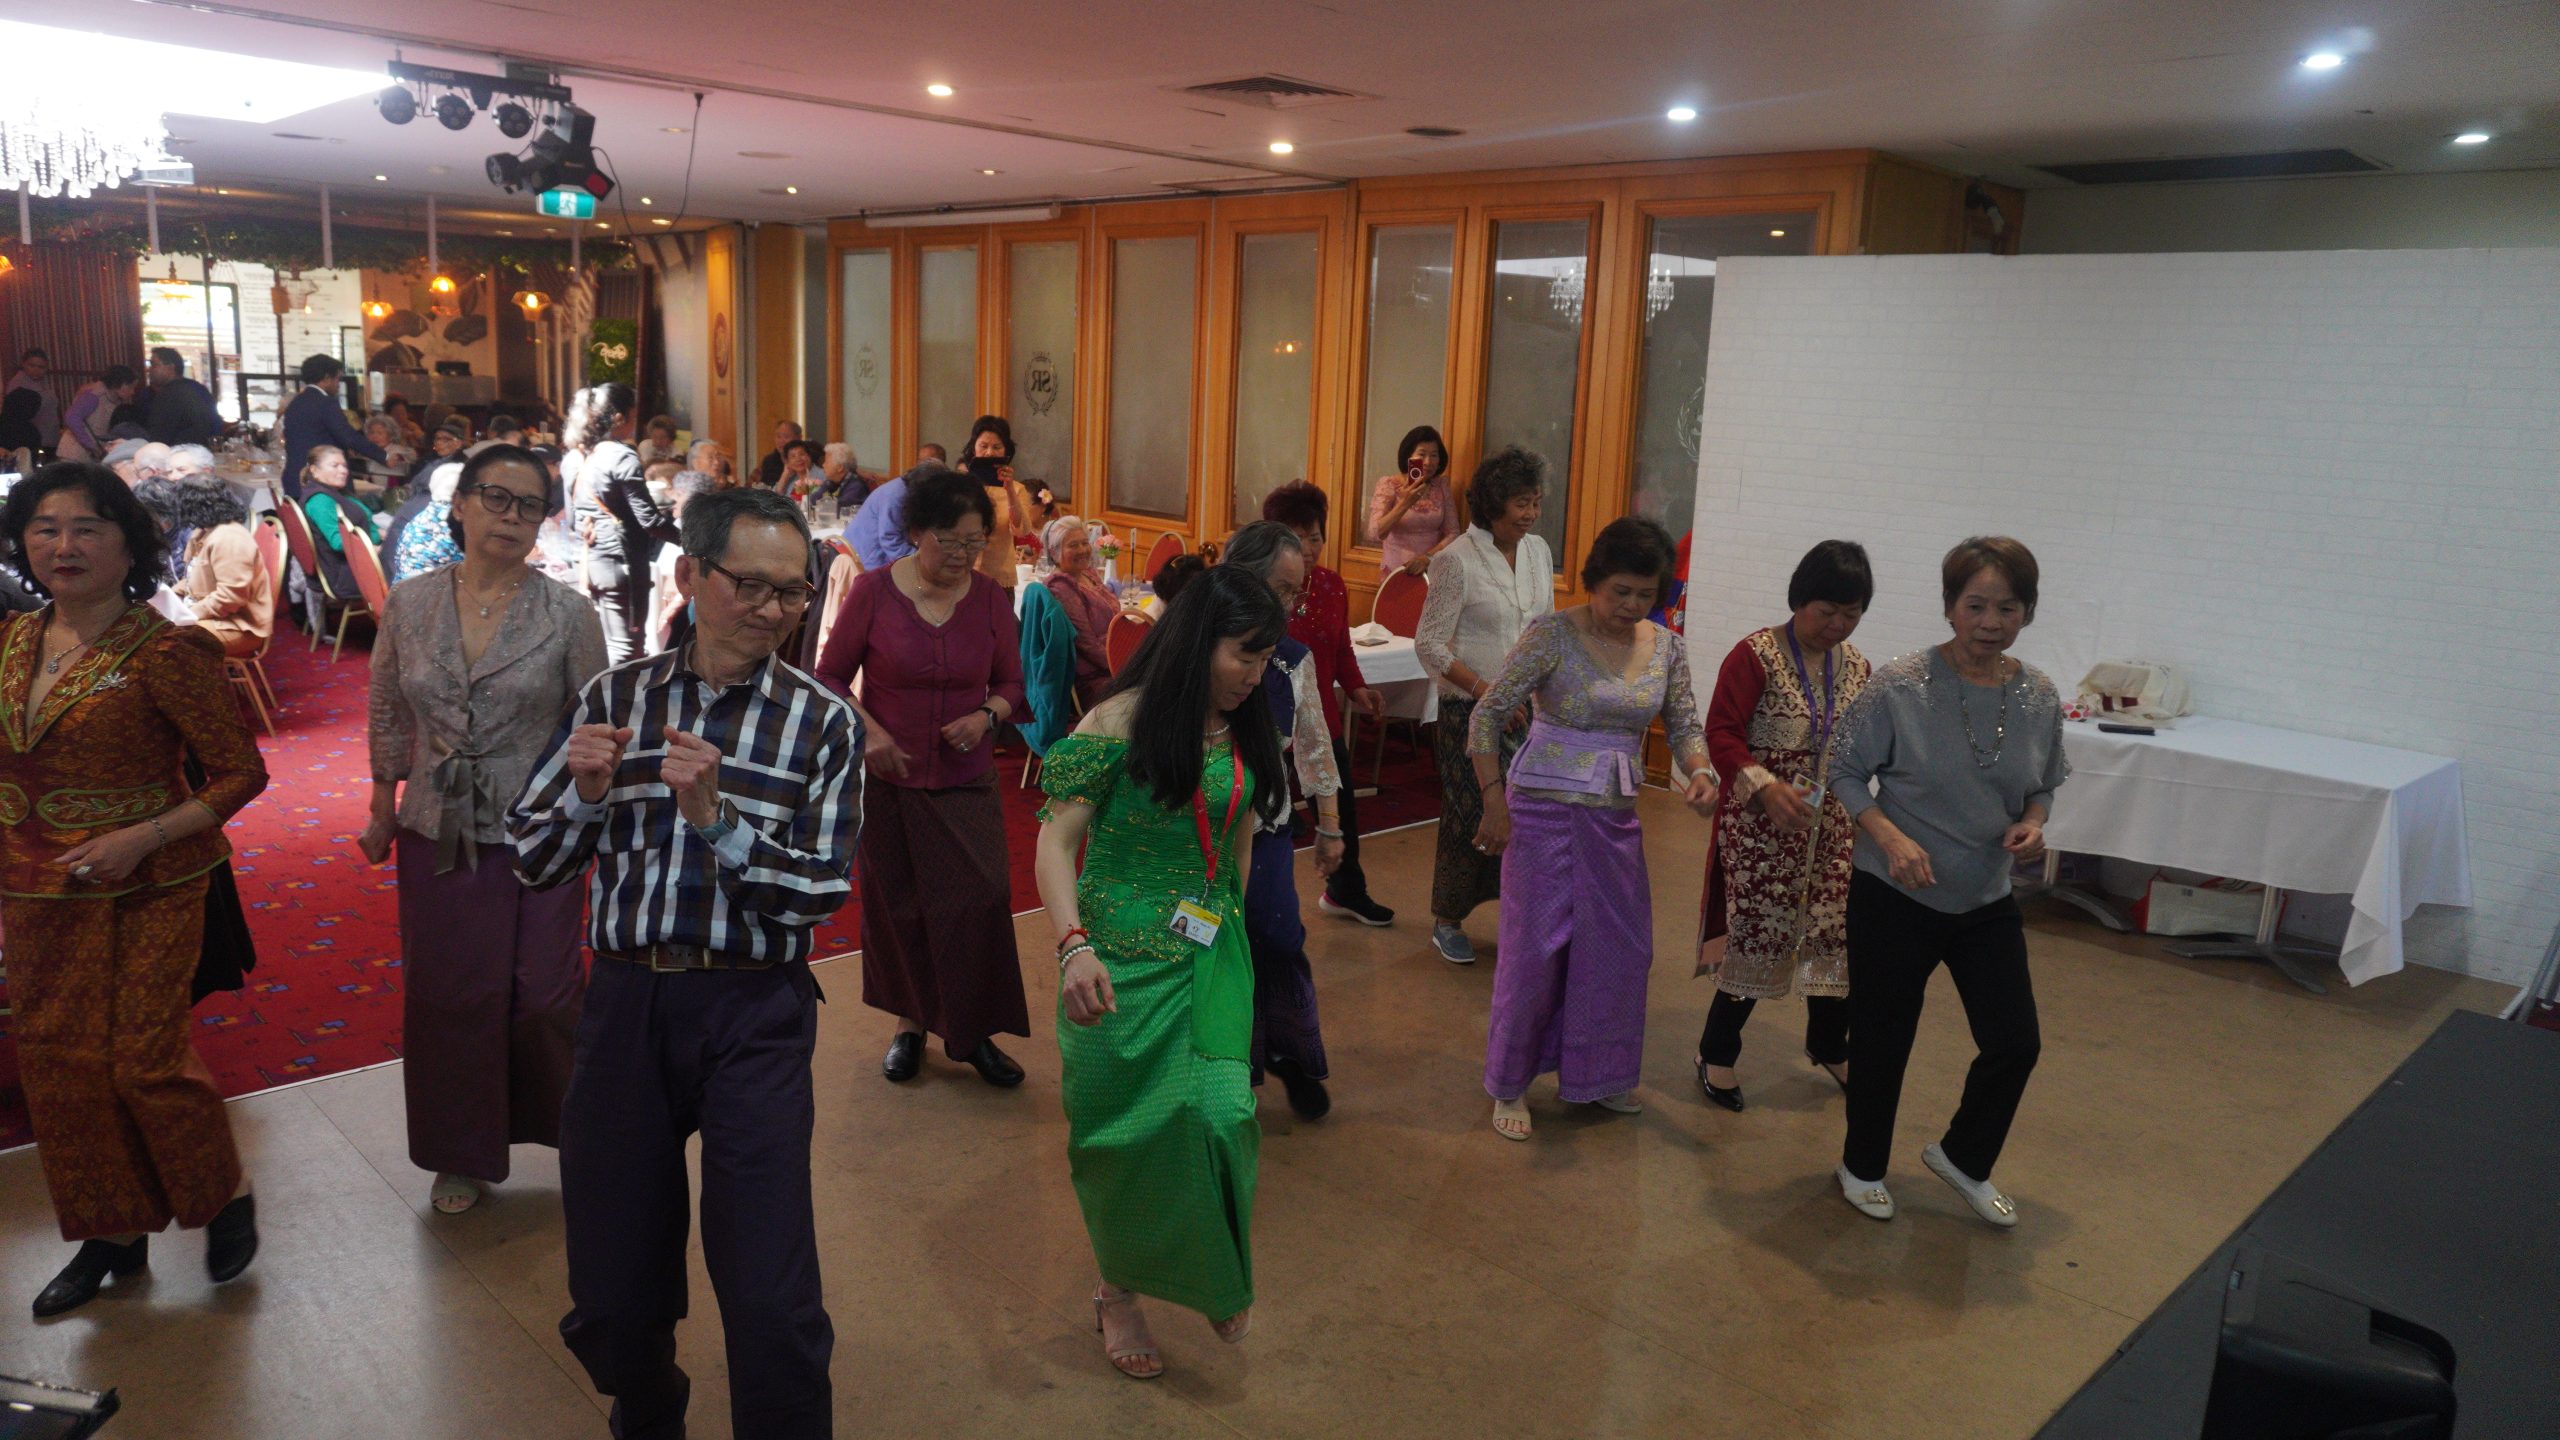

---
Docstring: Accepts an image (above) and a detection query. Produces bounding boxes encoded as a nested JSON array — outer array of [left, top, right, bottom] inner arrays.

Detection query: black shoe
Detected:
[[34, 1236, 148, 1318], [1807, 1051, 1849, 1096], [1317, 892, 1396, 927], [206, 1194, 257, 1283], [883, 1031, 924, 1082], [961, 1039, 1025, 1088], [1696, 1056, 1745, 1113], [1267, 1057, 1332, 1121]]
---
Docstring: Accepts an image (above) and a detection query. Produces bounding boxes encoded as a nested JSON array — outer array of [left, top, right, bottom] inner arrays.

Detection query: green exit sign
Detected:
[[537, 189, 596, 220]]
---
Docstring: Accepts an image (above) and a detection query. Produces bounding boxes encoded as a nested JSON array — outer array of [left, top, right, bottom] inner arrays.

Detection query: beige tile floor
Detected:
[[0, 796, 2506, 1438]]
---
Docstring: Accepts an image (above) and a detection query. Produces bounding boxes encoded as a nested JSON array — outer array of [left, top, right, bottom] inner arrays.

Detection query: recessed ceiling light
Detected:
[[1268, 140, 1294, 154], [662, 126, 689, 134], [652, 217, 673, 226], [595, 221, 610, 230], [979, 168, 1000, 175], [2300, 51, 2344, 70], [926, 83, 954, 98], [639, 196, 653, 205], [2453, 131, 2491, 145], [373, 173, 388, 182], [1770, 228, 1786, 237], [498, 229, 513, 236], [784, 185, 800, 194], [1667, 105, 1699, 122], [215, 188, 228, 195]]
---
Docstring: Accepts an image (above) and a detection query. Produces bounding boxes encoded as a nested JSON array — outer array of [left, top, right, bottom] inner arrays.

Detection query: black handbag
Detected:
[[182, 756, 259, 1005]]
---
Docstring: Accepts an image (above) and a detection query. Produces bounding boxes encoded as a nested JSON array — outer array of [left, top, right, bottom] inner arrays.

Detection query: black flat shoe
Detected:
[[962, 1039, 1025, 1088], [883, 1031, 924, 1082], [1807, 1051, 1849, 1096], [34, 1236, 148, 1318], [1267, 1057, 1331, 1121], [206, 1194, 257, 1284], [1696, 1056, 1745, 1113]]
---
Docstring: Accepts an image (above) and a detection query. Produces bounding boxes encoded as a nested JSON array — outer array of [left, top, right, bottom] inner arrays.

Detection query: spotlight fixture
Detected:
[[376, 85, 417, 125], [493, 101, 534, 139], [1667, 105, 1699, 122], [926, 83, 955, 98], [485, 104, 613, 201], [2300, 51, 2344, 70], [428, 274, 457, 295], [434, 93, 475, 131], [2454, 131, 2491, 144], [1268, 141, 1294, 154]]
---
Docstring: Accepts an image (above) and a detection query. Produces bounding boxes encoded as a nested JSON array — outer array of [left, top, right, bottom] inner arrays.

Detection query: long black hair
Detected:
[[1107, 563, 1288, 829]]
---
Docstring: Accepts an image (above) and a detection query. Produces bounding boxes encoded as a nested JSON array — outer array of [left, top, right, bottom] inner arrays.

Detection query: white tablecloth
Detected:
[[1348, 634, 1439, 728], [2042, 716, 2471, 985]]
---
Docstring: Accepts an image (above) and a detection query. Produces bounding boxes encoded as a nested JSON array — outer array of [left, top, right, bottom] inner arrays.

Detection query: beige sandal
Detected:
[[1491, 1098, 1532, 1141], [1092, 1287, 1163, 1379], [429, 1174, 484, 1215], [1211, 1307, 1252, 1344], [1589, 1092, 1644, 1115]]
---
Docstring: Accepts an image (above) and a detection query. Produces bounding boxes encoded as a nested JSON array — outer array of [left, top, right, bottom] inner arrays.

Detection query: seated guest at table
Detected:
[[301, 445, 382, 599], [686, 437, 733, 487], [167, 475, 273, 658], [101, 439, 148, 485], [283, 355, 385, 501], [917, 442, 946, 466], [1152, 552, 1205, 603], [509, 486, 857, 1439], [144, 348, 222, 448], [390, 461, 467, 584], [1472, 518, 1715, 1140], [1369, 424, 1460, 579], [467, 412, 526, 457], [1413, 445, 1554, 964], [383, 396, 426, 449], [412, 417, 468, 484], [1263, 479, 1391, 926], [819, 442, 871, 508], [816, 468, 1029, 1089], [132, 442, 173, 483], [844, 460, 934, 571], [367, 444, 606, 1216], [1828, 536, 2068, 1227], [1040, 515, 1117, 709], [637, 414, 684, 467], [1021, 477, 1060, 532], [363, 415, 416, 476], [775, 439, 821, 497], [159, 444, 216, 484], [1695, 540, 1872, 1111], [58, 365, 139, 462], [754, 420, 804, 489]]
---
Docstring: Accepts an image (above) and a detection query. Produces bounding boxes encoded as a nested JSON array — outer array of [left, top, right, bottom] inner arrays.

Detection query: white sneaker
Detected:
[[1837, 1165, 1896, 1221], [1922, 1143, 2020, 1228], [1432, 923, 1476, 964]]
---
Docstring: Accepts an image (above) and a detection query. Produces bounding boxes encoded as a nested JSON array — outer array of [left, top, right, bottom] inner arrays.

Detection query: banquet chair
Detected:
[[1355, 567, 1433, 780], [1141, 532, 1184, 585], [274, 501, 368, 659], [1104, 610, 1152, 674], [219, 517, 288, 735], [336, 523, 391, 663]]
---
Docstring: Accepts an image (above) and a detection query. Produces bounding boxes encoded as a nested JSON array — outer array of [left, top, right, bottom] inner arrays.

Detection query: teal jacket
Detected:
[[1017, 579, 1079, 756]]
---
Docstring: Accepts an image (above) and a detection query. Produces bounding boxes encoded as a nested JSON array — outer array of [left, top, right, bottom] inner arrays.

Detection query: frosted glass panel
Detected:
[[1630, 213, 1816, 540], [1007, 241, 1077, 499], [1106, 235, 1197, 518], [1358, 225, 1453, 495], [1482, 219, 1589, 553], [917, 246, 978, 461], [836, 249, 891, 473], [1229, 231, 1320, 528]]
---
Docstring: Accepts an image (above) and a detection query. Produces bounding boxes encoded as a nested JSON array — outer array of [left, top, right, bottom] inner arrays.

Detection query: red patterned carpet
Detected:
[[0, 627, 1444, 1150]]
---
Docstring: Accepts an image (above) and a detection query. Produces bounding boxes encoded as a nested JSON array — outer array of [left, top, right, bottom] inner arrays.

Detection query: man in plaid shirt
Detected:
[[511, 485, 860, 1440]]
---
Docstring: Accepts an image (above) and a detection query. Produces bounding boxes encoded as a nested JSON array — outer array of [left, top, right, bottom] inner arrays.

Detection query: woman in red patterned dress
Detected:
[[0, 463, 270, 1317], [1694, 540, 1872, 1111]]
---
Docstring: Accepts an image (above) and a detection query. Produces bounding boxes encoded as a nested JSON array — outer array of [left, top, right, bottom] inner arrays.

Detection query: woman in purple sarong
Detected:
[[1471, 518, 1716, 1141]]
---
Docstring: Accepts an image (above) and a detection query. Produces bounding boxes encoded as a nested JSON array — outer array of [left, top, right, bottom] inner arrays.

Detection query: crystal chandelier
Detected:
[[1645, 264, 1676, 323], [1548, 262, 1585, 325], [0, 89, 168, 198]]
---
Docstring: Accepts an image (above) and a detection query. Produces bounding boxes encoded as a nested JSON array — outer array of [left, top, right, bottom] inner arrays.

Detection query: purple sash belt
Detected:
[[1506, 717, 1641, 798]]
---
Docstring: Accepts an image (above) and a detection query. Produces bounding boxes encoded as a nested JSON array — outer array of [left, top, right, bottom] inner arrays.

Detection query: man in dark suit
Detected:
[[143, 347, 224, 448], [754, 419, 802, 488], [280, 354, 386, 501]]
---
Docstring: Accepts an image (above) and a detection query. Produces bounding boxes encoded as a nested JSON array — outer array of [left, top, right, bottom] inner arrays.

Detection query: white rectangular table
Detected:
[[1345, 634, 1439, 728], [2039, 716, 2471, 990]]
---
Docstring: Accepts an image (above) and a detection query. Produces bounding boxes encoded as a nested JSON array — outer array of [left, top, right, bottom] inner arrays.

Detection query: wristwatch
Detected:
[[692, 811, 739, 849]]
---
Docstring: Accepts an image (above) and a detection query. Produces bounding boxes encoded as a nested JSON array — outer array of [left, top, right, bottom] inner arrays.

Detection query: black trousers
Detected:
[[587, 552, 653, 666], [558, 960, 833, 1440], [1841, 870, 2040, 1185], [1698, 990, 1849, 1068], [1318, 735, 1370, 904]]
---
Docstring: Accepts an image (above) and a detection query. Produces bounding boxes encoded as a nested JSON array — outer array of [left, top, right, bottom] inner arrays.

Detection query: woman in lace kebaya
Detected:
[[1471, 518, 1716, 1140]]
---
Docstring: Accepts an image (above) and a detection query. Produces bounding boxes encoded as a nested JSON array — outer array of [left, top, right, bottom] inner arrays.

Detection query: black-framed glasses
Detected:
[[706, 559, 818, 611], [463, 483, 546, 522]]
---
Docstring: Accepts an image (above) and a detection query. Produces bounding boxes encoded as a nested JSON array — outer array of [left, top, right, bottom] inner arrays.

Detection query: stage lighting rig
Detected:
[[485, 105, 613, 203], [378, 60, 574, 143]]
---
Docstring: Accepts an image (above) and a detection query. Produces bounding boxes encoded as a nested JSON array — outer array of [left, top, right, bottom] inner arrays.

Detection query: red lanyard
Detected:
[[1191, 744, 1245, 887]]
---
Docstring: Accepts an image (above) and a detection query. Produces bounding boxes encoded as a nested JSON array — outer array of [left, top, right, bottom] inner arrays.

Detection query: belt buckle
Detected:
[[647, 945, 690, 973]]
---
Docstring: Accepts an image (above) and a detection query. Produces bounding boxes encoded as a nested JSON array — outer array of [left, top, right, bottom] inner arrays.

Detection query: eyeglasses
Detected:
[[463, 483, 547, 521], [928, 531, 990, 555], [706, 559, 817, 611]]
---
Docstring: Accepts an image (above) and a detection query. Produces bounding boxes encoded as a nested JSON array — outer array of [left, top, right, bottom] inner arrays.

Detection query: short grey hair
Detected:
[[1220, 520, 1304, 582], [680, 484, 812, 565], [164, 444, 216, 476]]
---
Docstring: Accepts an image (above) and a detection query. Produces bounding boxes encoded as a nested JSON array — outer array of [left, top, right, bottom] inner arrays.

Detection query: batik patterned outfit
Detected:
[[1473, 613, 1708, 1103], [1414, 527, 1552, 923], [0, 604, 268, 1240], [1040, 734, 1259, 1321]]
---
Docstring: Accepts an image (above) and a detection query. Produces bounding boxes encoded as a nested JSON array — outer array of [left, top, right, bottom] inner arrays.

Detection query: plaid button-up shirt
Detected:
[[509, 645, 864, 966]]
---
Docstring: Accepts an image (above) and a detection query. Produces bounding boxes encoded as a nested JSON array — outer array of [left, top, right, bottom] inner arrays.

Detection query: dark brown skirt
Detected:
[[858, 778, 1029, 1055], [1432, 695, 1505, 923]]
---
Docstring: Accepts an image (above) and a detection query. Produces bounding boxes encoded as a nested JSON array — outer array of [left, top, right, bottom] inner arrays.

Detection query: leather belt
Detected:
[[596, 943, 775, 973]]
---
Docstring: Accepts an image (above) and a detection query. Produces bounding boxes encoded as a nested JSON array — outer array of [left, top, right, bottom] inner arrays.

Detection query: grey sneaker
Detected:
[[1432, 923, 1476, 964]]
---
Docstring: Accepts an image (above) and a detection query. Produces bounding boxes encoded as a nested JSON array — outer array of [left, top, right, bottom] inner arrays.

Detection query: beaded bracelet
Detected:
[[1058, 942, 1097, 971], [148, 816, 170, 850], [1314, 827, 1345, 840]]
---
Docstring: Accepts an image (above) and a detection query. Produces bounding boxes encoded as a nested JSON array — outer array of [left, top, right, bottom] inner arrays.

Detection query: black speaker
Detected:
[[2203, 1244, 2456, 1440], [0, 1375, 118, 1439]]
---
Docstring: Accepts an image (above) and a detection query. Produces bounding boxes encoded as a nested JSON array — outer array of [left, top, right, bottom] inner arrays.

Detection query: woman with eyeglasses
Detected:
[[816, 469, 1031, 1090], [363, 445, 608, 1215]]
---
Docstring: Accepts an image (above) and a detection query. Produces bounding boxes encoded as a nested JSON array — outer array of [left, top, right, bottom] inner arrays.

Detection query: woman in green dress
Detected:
[[1033, 563, 1293, 1380]]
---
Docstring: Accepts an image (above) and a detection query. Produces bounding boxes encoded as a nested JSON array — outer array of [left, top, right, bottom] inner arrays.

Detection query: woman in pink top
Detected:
[[1367, 424, 1460, 577], [816, 469, 1032, 1090]]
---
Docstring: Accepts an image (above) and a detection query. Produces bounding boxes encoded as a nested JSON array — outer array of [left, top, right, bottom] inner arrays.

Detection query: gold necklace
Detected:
[[459, 571, 525, 620]]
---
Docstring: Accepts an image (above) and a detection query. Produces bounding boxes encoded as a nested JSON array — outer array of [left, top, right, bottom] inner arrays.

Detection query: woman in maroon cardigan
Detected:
[[816, 470, 1031, 1088]]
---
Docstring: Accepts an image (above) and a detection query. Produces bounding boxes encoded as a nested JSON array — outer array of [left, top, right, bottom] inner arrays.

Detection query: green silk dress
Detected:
[[1039, 732, 1260, 1321]]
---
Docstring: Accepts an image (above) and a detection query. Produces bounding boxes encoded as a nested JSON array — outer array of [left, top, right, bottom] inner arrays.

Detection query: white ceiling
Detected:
[[18, 0, 2559, 227]]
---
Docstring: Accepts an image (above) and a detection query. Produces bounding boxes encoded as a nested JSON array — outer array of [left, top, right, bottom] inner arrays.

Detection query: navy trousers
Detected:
[[1246, 826, 1329, 1080], [558, 960, 833, 1440]]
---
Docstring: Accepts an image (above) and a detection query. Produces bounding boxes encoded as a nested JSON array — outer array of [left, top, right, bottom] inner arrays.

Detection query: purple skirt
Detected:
[[1482, 794, 1654, 1103]]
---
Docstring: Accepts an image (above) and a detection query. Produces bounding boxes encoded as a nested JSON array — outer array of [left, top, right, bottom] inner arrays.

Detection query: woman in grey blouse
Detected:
[[1827, 536, 2067, 1228], [362, 445, 608, 1216]]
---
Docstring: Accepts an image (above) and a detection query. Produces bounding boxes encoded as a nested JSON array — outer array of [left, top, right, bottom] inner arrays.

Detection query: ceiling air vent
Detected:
[[1173, 74, 1370, 109], [1407, 126, 1465, 139], [2035, 149, 2383, 185]]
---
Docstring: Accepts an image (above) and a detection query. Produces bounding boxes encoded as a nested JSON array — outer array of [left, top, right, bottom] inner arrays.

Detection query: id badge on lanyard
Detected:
[[1170, 746, 1245, 948]]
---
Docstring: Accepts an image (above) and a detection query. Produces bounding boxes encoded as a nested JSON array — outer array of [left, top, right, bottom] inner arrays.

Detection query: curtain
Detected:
[[0, 242, 145, 412]]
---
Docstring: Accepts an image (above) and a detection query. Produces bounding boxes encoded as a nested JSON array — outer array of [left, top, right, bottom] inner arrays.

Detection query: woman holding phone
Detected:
[[1367, 425, 1460, 578]]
